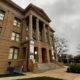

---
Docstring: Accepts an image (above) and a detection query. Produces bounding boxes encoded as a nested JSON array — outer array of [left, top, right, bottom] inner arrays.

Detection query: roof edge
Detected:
[[2, 0, 51, 22], [24, 3, 51, 22]]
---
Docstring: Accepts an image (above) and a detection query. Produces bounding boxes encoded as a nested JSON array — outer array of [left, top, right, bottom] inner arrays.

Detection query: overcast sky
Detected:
[[12, 0, 80, 56]]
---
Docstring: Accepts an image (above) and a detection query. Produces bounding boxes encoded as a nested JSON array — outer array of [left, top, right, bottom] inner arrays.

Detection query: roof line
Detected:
[[2, 0, 51, 22]]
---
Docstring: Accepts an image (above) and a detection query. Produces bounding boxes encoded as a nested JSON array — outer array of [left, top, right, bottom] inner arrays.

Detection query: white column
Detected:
[[36, 18, 40, 41], [29, 14, 33, 39], [29, 15, 34, 61], [43, 23, 47, 42]]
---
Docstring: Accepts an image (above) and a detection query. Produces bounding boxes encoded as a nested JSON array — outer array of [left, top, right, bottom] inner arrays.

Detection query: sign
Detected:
[[29, 40, 34, 54], [30, 55, 35, 63], [30, 55, 34, 59]]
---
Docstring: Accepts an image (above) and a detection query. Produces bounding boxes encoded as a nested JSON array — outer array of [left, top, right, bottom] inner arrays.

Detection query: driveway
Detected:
[[0, 67, 80, 80]]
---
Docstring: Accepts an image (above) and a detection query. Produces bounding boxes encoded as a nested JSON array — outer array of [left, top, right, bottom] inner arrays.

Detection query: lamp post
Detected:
[[35, 51, 38, 63]]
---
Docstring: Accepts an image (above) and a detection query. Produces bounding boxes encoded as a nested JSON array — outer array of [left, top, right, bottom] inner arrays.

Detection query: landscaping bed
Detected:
[[17, 76, 64, 80], [0, 73, 24, 77]]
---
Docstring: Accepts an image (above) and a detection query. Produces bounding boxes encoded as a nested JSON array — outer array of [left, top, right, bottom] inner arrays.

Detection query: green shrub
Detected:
[[67, 64, 80, 73]]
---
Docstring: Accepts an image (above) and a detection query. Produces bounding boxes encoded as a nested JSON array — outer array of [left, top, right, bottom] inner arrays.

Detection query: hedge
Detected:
[[67, 64, 80, 73]]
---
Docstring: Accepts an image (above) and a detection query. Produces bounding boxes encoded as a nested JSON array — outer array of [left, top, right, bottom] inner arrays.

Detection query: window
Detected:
[[11, 32, 20, 42], [13, 17, 21, 28], [0, 27, 2, 34], [0, 10, 5, 21], [26, 36, 28, 40], [8, 47, 19, 60], [11, 32, 16, 41]]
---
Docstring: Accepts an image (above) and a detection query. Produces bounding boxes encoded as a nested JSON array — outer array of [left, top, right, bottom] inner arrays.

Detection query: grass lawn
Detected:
[[0, 73, 24, 77], [17, 76, 64, 80]]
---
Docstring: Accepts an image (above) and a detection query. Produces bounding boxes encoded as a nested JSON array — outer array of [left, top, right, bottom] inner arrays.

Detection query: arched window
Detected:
[[13, 17, 21, 28], [11, 32, 20, 42], [8, 47, 19, 60]]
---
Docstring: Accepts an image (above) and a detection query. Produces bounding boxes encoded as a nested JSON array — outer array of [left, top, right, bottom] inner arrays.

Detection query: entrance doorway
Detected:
[[22, 47, 28, 71], [22, 48, 27, 59], [49, 50, 53, 62], [42, 48, 47, 63]]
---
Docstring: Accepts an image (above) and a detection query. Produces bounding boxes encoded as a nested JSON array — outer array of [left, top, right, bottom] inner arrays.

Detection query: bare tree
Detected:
[[54, 36, 68, 62], [54, 36, 68, 56]]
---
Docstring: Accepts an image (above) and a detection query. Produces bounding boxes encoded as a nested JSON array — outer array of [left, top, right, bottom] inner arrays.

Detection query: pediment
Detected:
[[24, 4, 51, 22]]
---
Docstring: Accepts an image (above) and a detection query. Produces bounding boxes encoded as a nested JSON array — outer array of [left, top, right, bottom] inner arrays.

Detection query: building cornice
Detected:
[[1, 0, 51, 22]]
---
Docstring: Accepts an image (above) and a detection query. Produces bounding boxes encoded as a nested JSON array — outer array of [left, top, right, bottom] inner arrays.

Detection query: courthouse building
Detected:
[[0, 0, 57, 74]]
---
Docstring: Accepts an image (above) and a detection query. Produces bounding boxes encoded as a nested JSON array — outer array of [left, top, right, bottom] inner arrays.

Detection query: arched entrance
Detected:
[[42, 48, 47, 63]]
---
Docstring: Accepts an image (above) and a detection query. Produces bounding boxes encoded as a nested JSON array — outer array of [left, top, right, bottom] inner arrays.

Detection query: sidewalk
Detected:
[[74, 76, 80, 80], [0, 67, 80, 80]]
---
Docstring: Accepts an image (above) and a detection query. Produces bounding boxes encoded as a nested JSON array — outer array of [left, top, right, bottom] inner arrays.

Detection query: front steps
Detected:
[[33, 61, 64, 73]]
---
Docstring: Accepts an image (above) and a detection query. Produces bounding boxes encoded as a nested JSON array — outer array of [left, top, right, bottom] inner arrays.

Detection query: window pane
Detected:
[[16, 37, 20, 41], [17, 22, 21, 28], [0, 14, 4, 20], [15, 49, 18, 54], [8, 54, 13, 59], [0, 13, 4, 17], [13, 17, 21, 28], [10, 48, 14, 53], [16, 34, 20, 38], [14, 53, 18, 59], [16, 34, 20, 41], [8, 48, 19, 60], [12, 32, 15, 36], [0, 17, 3, 20], [11, 37, 15, 40], [14, 49, 18, 59], [26, 27, 28, 31], [13, 19, 17, 26], [11, 32, 15, 40], [11, 32, 20, 42], [0, 11, 5, 21], [26, 37, 28, 40], [8, 48, 13, 59]]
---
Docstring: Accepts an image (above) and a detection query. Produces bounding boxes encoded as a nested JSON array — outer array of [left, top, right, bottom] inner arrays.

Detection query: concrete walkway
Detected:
[[0, 67, 80, 80]]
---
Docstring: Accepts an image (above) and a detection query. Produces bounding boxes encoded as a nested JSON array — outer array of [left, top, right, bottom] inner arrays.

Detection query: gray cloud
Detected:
[[12, 0, 80, 55]]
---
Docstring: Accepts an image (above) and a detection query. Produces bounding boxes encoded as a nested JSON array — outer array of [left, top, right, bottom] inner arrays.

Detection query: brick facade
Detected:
[[0, 0, 56, 74]]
